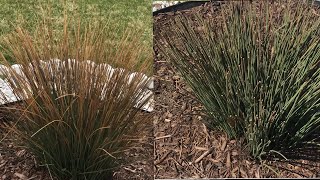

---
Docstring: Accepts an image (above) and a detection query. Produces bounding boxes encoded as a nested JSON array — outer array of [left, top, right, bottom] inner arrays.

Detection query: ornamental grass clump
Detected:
[[0, 16, 152, 179], [159, 1, 320, 160]]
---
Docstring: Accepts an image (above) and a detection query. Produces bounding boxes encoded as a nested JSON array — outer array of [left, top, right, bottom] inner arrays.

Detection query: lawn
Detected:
[[0, 0, 151, 35], [0, 0, 152, 62]]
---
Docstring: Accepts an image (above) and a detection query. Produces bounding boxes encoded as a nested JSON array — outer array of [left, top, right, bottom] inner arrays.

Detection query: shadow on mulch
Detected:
[[153, 1, 320, 178]]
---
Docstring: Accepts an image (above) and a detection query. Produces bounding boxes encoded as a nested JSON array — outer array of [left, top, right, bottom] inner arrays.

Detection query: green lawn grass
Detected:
[[0, 0, 152, 63]]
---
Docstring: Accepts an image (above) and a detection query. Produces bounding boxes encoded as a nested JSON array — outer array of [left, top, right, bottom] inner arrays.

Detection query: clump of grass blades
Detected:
[[0, 15, 152, 179], [158, 1, 320, 160]]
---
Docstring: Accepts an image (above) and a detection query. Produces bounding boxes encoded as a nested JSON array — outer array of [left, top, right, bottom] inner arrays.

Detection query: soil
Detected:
[[0, 103, 153, 180], [153, 1, 320, 178]]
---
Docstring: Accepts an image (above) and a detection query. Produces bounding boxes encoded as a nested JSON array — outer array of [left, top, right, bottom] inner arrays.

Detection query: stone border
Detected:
[[0, 59, 154, 112]]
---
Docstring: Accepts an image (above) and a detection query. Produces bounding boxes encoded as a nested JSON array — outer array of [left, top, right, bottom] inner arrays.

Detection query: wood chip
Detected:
[[166, 112, 173, 118], [0, 160, 7, 168], [123, 167, 137, 173], [155, 151, 172, 165], [194, 146, 215, 164], [193, 173, 201, 178], [14, 173, 28, 180], [231, 151, 238, 156], [172, 75, 180, 80], [255, 167, 260, 178], [208, 158, 221, 163], [245, 160, 251, 165], [221, 138, 227, 151], [232, 167, 239, 173], [202, 123, 210, 137], [181, 102, 187, 111], [226, 151, 231, 168], [240, 167, 248, 178], [293, 173, 303, 178], [194, 146, 209, 151], [231, 171, 237, 178], [155, 134, 172, 140], [16, 149, 26, 157]]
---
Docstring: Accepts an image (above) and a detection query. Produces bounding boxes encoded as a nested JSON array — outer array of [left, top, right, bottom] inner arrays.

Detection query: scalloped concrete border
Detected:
[[0, 59, 154, 112]]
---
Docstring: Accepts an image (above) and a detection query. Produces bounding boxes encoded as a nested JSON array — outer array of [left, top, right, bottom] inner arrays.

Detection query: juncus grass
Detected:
[[158, 1, 320, 160]]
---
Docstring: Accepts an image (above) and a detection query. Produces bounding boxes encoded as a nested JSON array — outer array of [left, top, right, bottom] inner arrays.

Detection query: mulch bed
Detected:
[[153, 1, 320, 178]]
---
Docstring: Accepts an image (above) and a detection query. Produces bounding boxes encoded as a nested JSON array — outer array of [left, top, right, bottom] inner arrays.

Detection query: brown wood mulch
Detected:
[[153, 1, 320, 179]]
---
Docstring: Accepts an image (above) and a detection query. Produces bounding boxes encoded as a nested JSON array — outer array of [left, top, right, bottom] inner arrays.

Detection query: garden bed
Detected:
[[0, 0, 154, 177], [153, 1, 320, 178]]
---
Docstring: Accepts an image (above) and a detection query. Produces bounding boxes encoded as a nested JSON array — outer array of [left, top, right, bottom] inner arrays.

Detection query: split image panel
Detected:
[[153, 0, 320, 179], [0, 0, 153, 179]]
